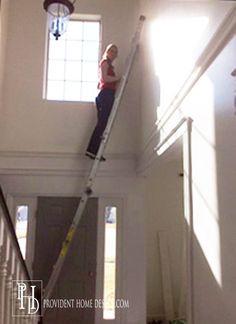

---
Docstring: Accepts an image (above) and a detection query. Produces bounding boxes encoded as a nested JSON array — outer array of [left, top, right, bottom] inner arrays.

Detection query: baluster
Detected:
[[14, 262, 22, 324], [24, 274, 35, 324], [0, 217, 3, 251], [5, 247, 15, 324], [25, 286, 34, 324], [0, 218, 4, 261], [19, 269, 27, 324], [20, 271, 28, 324], [26, 314, 33, 324], [28, 281, 40, 324], [12, 260, 21, 324], [30, 315, 35, 324], [31, 314, 38, 324], [34, 315, 41, 324], [0, 232, 10, 324]]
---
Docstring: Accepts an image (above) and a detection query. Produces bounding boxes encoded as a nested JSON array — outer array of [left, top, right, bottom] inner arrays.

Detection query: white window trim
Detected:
[[95, 197, 123, 324], [8, 196, 37, 278], [43, 14, 102, 103]]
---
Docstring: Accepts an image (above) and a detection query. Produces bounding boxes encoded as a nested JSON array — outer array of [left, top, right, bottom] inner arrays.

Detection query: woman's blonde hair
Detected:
[[102, 44, 118, 59]]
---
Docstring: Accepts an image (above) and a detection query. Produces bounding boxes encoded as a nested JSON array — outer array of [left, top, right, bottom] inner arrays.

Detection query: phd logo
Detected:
[[12, 280, 42, 317]]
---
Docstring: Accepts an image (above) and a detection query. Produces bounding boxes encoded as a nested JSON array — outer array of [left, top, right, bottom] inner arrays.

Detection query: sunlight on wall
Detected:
[[150, 16, 209, 118], [150, 15, 209, 146], [152, 15, 209, 155]]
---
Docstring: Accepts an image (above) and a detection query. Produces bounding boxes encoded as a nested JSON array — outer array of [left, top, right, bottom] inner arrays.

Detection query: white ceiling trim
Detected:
[[0, 150, 137, 177]]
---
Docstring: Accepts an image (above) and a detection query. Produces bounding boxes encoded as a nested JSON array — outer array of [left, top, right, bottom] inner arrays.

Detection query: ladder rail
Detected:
[[42, 15, 145, 308], [87, 15, 145, 188]]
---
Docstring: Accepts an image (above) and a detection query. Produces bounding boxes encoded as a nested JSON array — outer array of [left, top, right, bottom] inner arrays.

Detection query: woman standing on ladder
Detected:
[[86, 44, 120, 162]]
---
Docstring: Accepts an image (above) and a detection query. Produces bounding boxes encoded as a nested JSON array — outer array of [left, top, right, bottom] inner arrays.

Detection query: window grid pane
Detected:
[[46, 19, 100, 102]]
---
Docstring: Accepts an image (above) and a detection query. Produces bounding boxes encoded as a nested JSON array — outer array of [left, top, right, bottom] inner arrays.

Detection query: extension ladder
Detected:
[[42, 15, 145, 309]]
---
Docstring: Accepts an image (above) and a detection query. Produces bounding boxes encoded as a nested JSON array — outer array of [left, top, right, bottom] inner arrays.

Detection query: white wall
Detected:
[[0, 0, 10, 104], [139, 1, 236, 323], [144, 147, 185, 321], [182, 34, 236, 324], [0, 0, 141, 155]]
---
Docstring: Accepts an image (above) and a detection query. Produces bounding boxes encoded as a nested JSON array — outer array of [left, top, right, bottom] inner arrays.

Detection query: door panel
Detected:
[[33, 197, 98, 324]]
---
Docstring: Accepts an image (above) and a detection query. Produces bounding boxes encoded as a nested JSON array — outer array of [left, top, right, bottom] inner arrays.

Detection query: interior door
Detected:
[[33, 197, 98, 324]]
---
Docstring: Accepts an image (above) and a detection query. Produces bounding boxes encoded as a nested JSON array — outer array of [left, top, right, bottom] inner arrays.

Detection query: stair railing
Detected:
[[0, 186, 39, 323]]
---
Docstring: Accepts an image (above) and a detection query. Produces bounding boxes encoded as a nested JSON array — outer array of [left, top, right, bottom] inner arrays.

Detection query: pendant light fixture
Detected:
[[43, 0, 75, 40]]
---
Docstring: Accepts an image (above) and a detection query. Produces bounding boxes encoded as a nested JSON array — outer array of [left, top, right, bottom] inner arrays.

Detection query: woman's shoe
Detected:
[[86, 152, 106, 162], [86, 152, 96, 159]]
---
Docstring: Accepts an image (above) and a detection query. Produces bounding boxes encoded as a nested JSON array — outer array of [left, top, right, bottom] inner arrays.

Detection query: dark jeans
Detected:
[[86, 88, 115, 155]]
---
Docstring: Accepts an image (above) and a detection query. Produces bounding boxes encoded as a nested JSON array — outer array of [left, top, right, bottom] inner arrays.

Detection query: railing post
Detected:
[[183, 118, 194, 324]]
